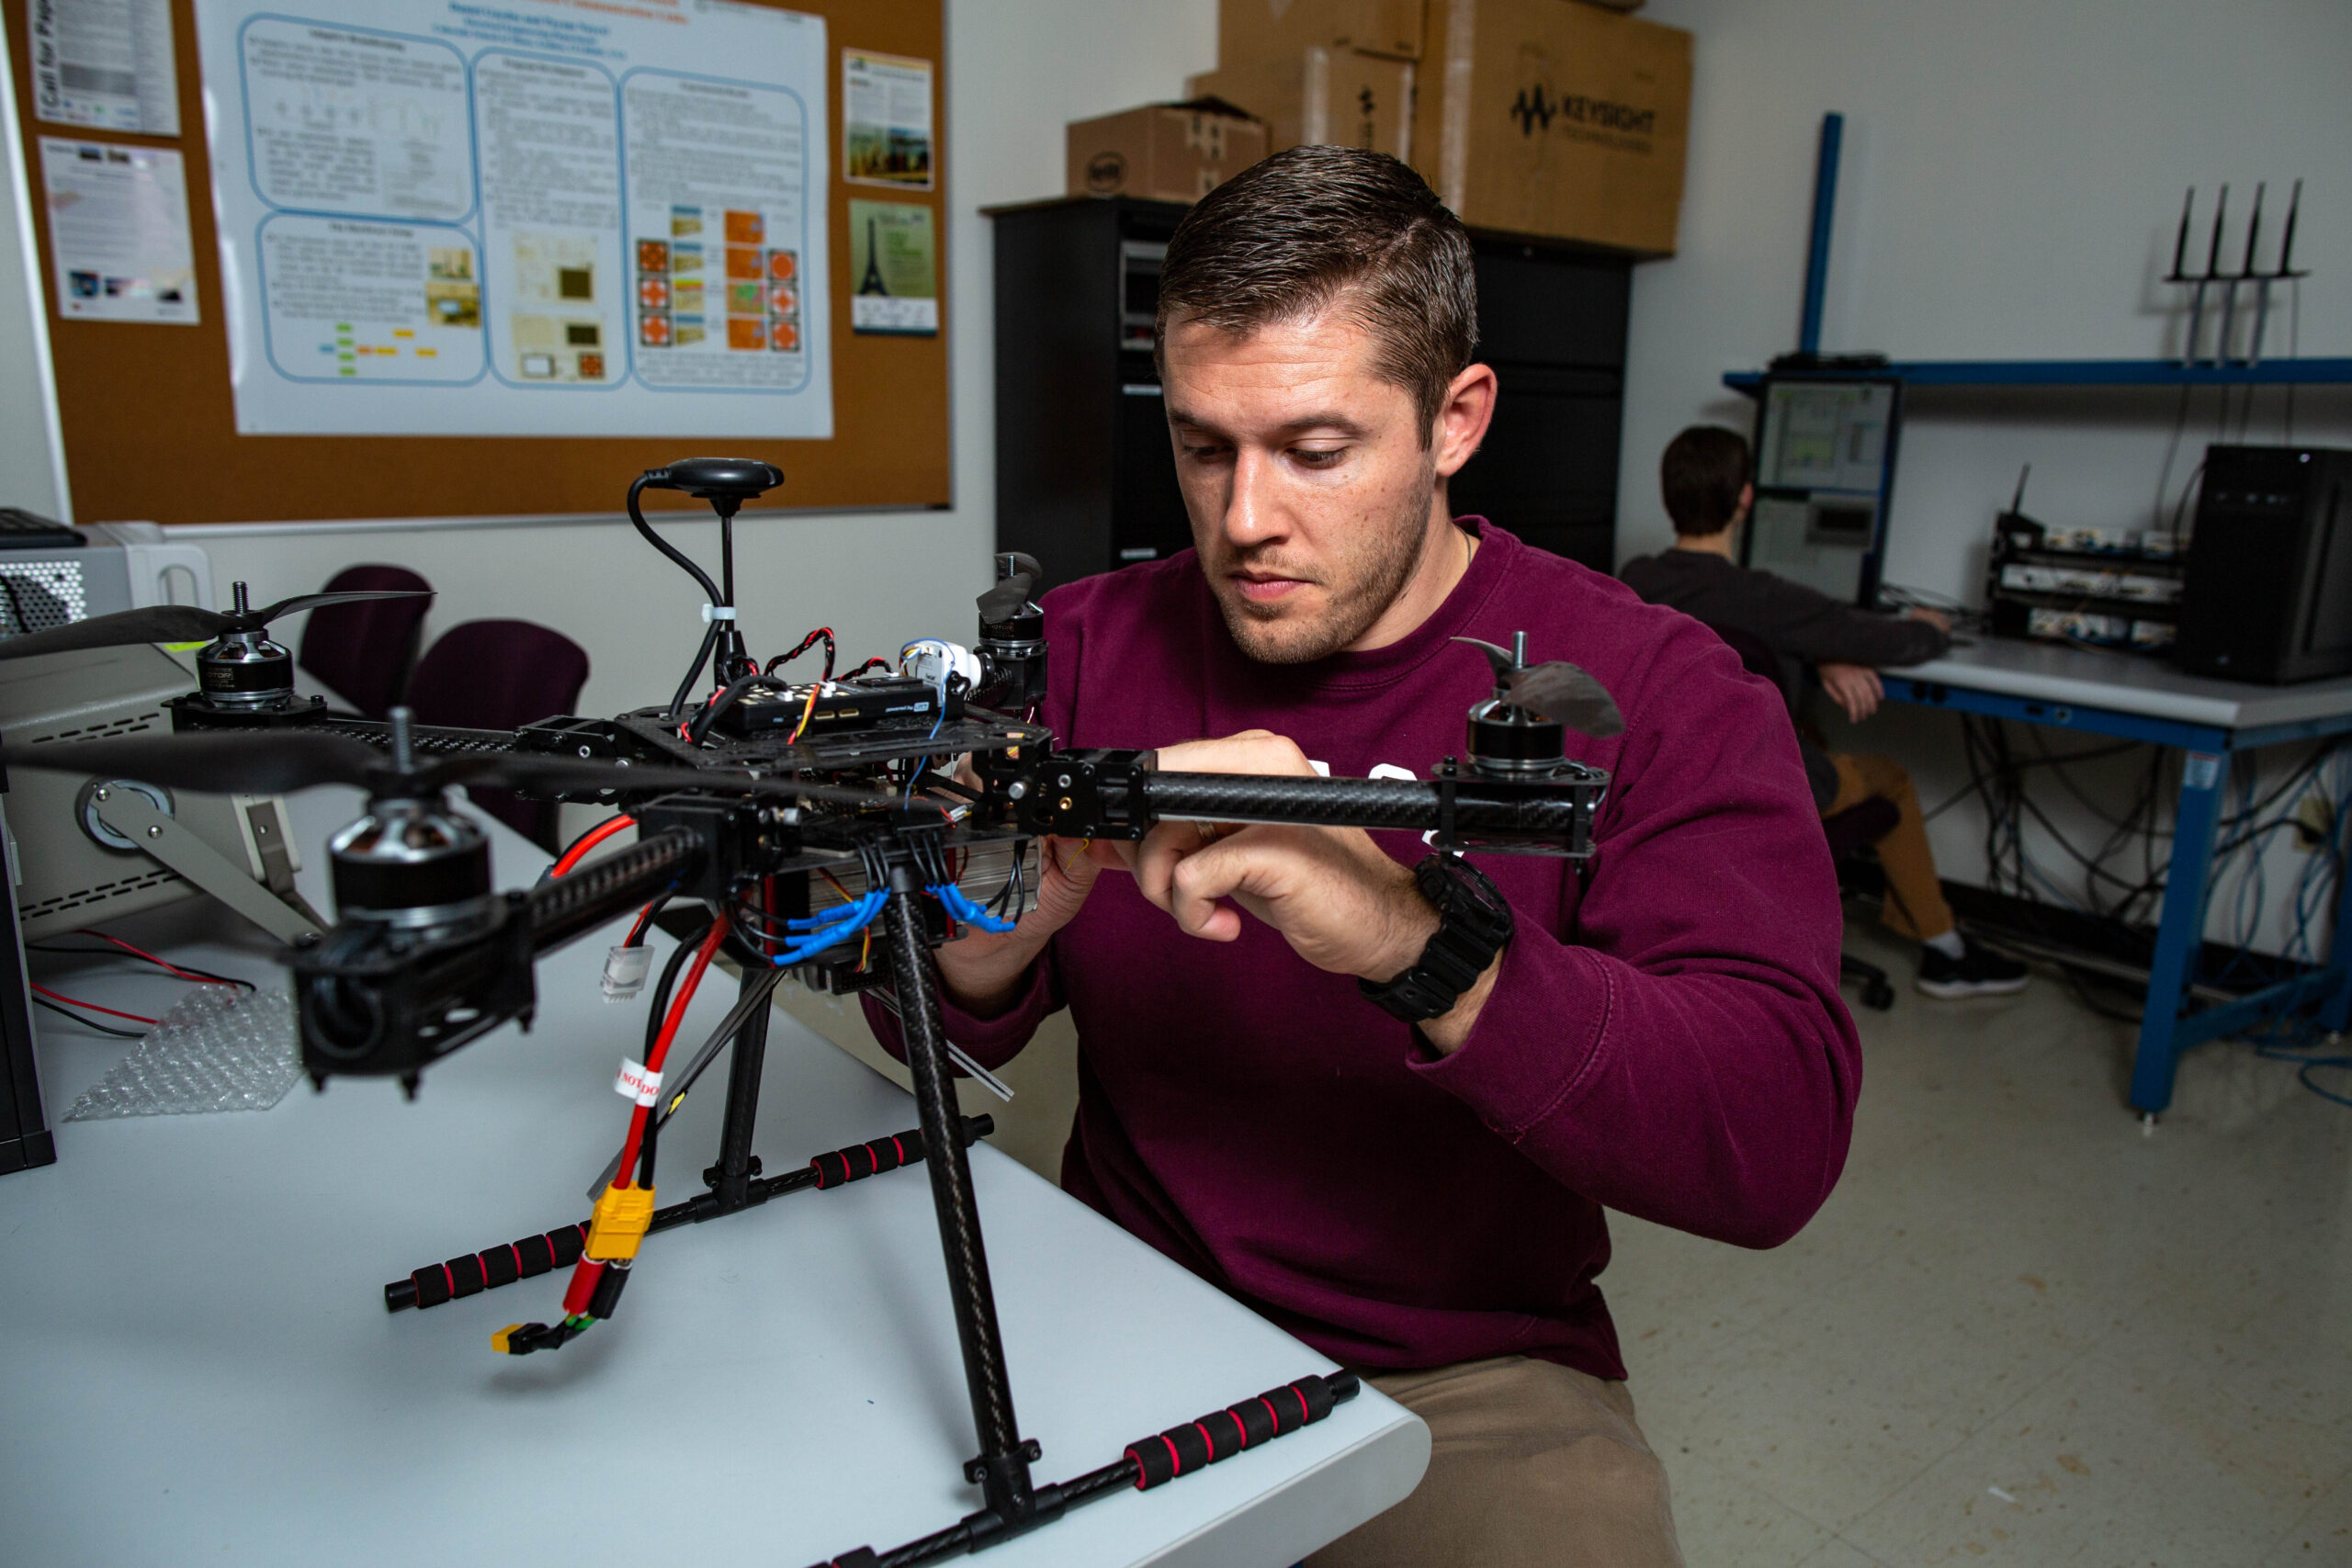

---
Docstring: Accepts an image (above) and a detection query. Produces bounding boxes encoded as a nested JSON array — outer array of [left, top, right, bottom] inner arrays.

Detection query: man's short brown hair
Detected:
[[1660, 425, 1753, 536], [1155, 146, 1477, 445]]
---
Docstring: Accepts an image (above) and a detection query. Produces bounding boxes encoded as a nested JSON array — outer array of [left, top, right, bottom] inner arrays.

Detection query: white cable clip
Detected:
[[615, 1057, 663, 1106], [702, 604, 738, 622]]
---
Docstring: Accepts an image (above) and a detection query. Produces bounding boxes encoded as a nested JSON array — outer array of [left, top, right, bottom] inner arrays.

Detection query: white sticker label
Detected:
[[615, 1058, 663, 1107], [1369, 764, 1437, 842], [2183, 752, 2223, 791]]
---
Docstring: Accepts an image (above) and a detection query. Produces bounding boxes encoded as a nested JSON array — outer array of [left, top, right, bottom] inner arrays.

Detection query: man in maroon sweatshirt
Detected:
[[867, 147, 1860, 1566]]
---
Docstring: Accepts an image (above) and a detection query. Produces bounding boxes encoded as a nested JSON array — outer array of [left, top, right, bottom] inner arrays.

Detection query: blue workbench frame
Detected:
[[1884, 675, 2352, 1113]]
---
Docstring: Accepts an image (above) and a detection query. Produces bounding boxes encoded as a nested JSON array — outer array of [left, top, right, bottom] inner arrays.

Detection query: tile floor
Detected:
[[1607, 925, 2352, 1566], [784, 927, 2352, 1565]]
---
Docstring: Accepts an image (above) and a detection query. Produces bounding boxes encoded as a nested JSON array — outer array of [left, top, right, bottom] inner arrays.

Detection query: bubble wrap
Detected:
[[65, 986, 302, 1120]]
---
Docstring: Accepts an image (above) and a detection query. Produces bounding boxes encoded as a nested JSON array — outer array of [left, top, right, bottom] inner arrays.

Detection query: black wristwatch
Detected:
[[1358, 854, 1515, 1023]]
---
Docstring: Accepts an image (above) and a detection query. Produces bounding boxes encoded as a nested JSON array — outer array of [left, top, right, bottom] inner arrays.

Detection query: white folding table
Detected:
[[0, 786, 1428, 1567]]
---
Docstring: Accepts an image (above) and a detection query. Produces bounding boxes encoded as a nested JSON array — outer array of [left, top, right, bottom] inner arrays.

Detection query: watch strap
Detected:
[[1358, 854, 1514, 1023]]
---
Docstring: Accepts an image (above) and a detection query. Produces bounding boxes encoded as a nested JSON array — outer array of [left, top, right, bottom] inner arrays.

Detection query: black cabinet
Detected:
[[1450, 241, 1631, 571], [989, 197, 1633, 587]]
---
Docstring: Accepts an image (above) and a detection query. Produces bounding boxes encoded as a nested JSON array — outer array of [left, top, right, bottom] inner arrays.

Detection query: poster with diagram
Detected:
[[192, 0, 831, 437]]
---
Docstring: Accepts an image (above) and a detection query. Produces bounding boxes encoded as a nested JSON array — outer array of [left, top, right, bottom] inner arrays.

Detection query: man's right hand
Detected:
[[933, 835, 1109, 1017]]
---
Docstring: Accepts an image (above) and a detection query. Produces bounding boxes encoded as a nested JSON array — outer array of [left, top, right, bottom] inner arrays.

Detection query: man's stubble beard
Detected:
[[1201, 462, 1441, 666]]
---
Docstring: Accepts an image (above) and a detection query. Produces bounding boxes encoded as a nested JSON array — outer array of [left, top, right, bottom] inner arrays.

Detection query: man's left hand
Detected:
[[1105, 730, 1498, 1053], [1816, 660, 1883, 724]]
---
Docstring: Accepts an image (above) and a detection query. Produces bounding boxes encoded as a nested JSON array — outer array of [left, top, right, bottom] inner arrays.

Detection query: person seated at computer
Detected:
[[1620, 424, 2029, 999]]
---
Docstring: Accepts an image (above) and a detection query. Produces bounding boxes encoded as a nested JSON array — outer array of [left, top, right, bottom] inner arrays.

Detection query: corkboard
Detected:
[[3, 0, 947, 525]]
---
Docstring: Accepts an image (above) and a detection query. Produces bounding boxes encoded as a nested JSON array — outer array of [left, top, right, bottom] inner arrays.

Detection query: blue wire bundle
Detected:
[[770, 890, 888, 966], [764, 877, 1015, 971], [930, 881, 1016, 933]]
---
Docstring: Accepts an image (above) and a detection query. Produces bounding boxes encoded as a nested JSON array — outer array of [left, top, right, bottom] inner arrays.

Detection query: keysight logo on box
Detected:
[[1509, 85, 1657, 151]]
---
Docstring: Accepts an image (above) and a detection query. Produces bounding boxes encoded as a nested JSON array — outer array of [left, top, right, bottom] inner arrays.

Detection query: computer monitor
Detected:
[[1742, 376, 1903, 606]]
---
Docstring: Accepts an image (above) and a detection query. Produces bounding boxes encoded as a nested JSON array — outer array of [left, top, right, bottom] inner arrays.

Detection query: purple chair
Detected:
[[1705, 620, 1900, 1011], [297, 564, 434, 718], [403, 619, 591, 852]]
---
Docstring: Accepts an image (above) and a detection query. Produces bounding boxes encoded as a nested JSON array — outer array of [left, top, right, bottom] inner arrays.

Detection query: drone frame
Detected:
[[14, 460, 1611, 1565]]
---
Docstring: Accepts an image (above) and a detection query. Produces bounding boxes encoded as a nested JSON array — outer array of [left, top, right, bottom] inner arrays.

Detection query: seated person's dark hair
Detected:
[[1661, 424, 1752, 536]]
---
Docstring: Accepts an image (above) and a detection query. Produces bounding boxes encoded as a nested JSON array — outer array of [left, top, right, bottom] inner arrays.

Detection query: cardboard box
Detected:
[[1186, 48, 1418, 162], [1067, 100, 1272, 204], [1411, 0, 1690, 254], [1219, 0, 1426, 62]]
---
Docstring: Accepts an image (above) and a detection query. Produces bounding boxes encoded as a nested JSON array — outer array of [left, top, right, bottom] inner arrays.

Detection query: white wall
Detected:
[[0, 3, 1218, 718], [1623, 0, 2352, 947], [1623, 0, 2352, 573]]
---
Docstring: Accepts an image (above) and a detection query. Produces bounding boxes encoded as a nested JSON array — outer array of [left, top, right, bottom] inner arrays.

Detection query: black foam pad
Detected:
[[480, 1246, 520, 1289], [411, 1265, 452, 1310], [549, 1224, 587, 1268]]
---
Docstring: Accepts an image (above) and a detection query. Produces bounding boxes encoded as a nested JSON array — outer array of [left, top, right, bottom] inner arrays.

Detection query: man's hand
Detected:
[[1816, 661, 1883, 724], [1115, 731, 1499, 1054], [1904, 606, 1953, 634], [933, 834, 1110, 1018]]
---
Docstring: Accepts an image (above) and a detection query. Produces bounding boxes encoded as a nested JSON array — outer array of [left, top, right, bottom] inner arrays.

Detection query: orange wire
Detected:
[[785, 679, 822, 744]]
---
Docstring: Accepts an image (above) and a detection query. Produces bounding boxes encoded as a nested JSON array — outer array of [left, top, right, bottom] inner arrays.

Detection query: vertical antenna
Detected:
[[2008, 464, 2030, 517], [2277, 178, 2303, 276], [2167, 186, 2194, 279]]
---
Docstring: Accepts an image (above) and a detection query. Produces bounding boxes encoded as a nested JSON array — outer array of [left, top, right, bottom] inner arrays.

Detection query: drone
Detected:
[[1, 458, 1618, 1567]]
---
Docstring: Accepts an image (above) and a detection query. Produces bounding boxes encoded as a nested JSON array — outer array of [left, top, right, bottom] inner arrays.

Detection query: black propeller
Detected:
[[1454, 637, 1625, 739], [0, 727, 899, 808], [977, 553, 1043, 624], [0, 589, 431, 662]]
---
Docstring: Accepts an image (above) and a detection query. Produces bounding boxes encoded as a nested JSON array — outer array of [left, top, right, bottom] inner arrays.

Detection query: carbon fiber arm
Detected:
[[1017, 750, 1606, 857]]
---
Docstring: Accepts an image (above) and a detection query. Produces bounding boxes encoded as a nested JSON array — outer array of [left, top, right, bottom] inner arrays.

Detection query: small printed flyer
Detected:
[[842, 50, 933, 189], [39, 138, 198, 323], [848, 199, 935, 335], [28, 0, 181, 135]]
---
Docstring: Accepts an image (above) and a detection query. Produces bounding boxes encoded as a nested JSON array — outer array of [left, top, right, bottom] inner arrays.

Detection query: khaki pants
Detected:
[[1306, 1355, 1684, 1568], [1826, 752, 1956, 943]]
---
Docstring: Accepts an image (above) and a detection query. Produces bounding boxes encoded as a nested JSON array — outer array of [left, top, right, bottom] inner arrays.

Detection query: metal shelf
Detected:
[[1724, 357, 2352, 395]]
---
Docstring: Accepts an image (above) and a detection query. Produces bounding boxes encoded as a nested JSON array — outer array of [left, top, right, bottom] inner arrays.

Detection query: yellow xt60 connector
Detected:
[[585, 1183, 657, 1262], [492, 1324, 525, 1354]]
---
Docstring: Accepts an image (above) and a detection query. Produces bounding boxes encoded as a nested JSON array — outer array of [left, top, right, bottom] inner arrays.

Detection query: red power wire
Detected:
[[30, 985, 158, 1026], [548, 814, 636, 878], [78, 931, 220, 986], [609, 915, 729, 1189]]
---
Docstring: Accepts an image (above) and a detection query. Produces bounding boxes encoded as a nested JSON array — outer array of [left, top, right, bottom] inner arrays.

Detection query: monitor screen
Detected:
[[1747, 378, 1900, 605], [1758, 381, 1895, 494]]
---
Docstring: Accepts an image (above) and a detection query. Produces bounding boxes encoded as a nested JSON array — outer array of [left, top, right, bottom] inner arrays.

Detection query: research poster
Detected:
[[192, 0, 831, 437]]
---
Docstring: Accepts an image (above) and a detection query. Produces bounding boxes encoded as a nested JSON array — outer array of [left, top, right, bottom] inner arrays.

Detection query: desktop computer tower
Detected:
[[2175, 446, 2352, 683]]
